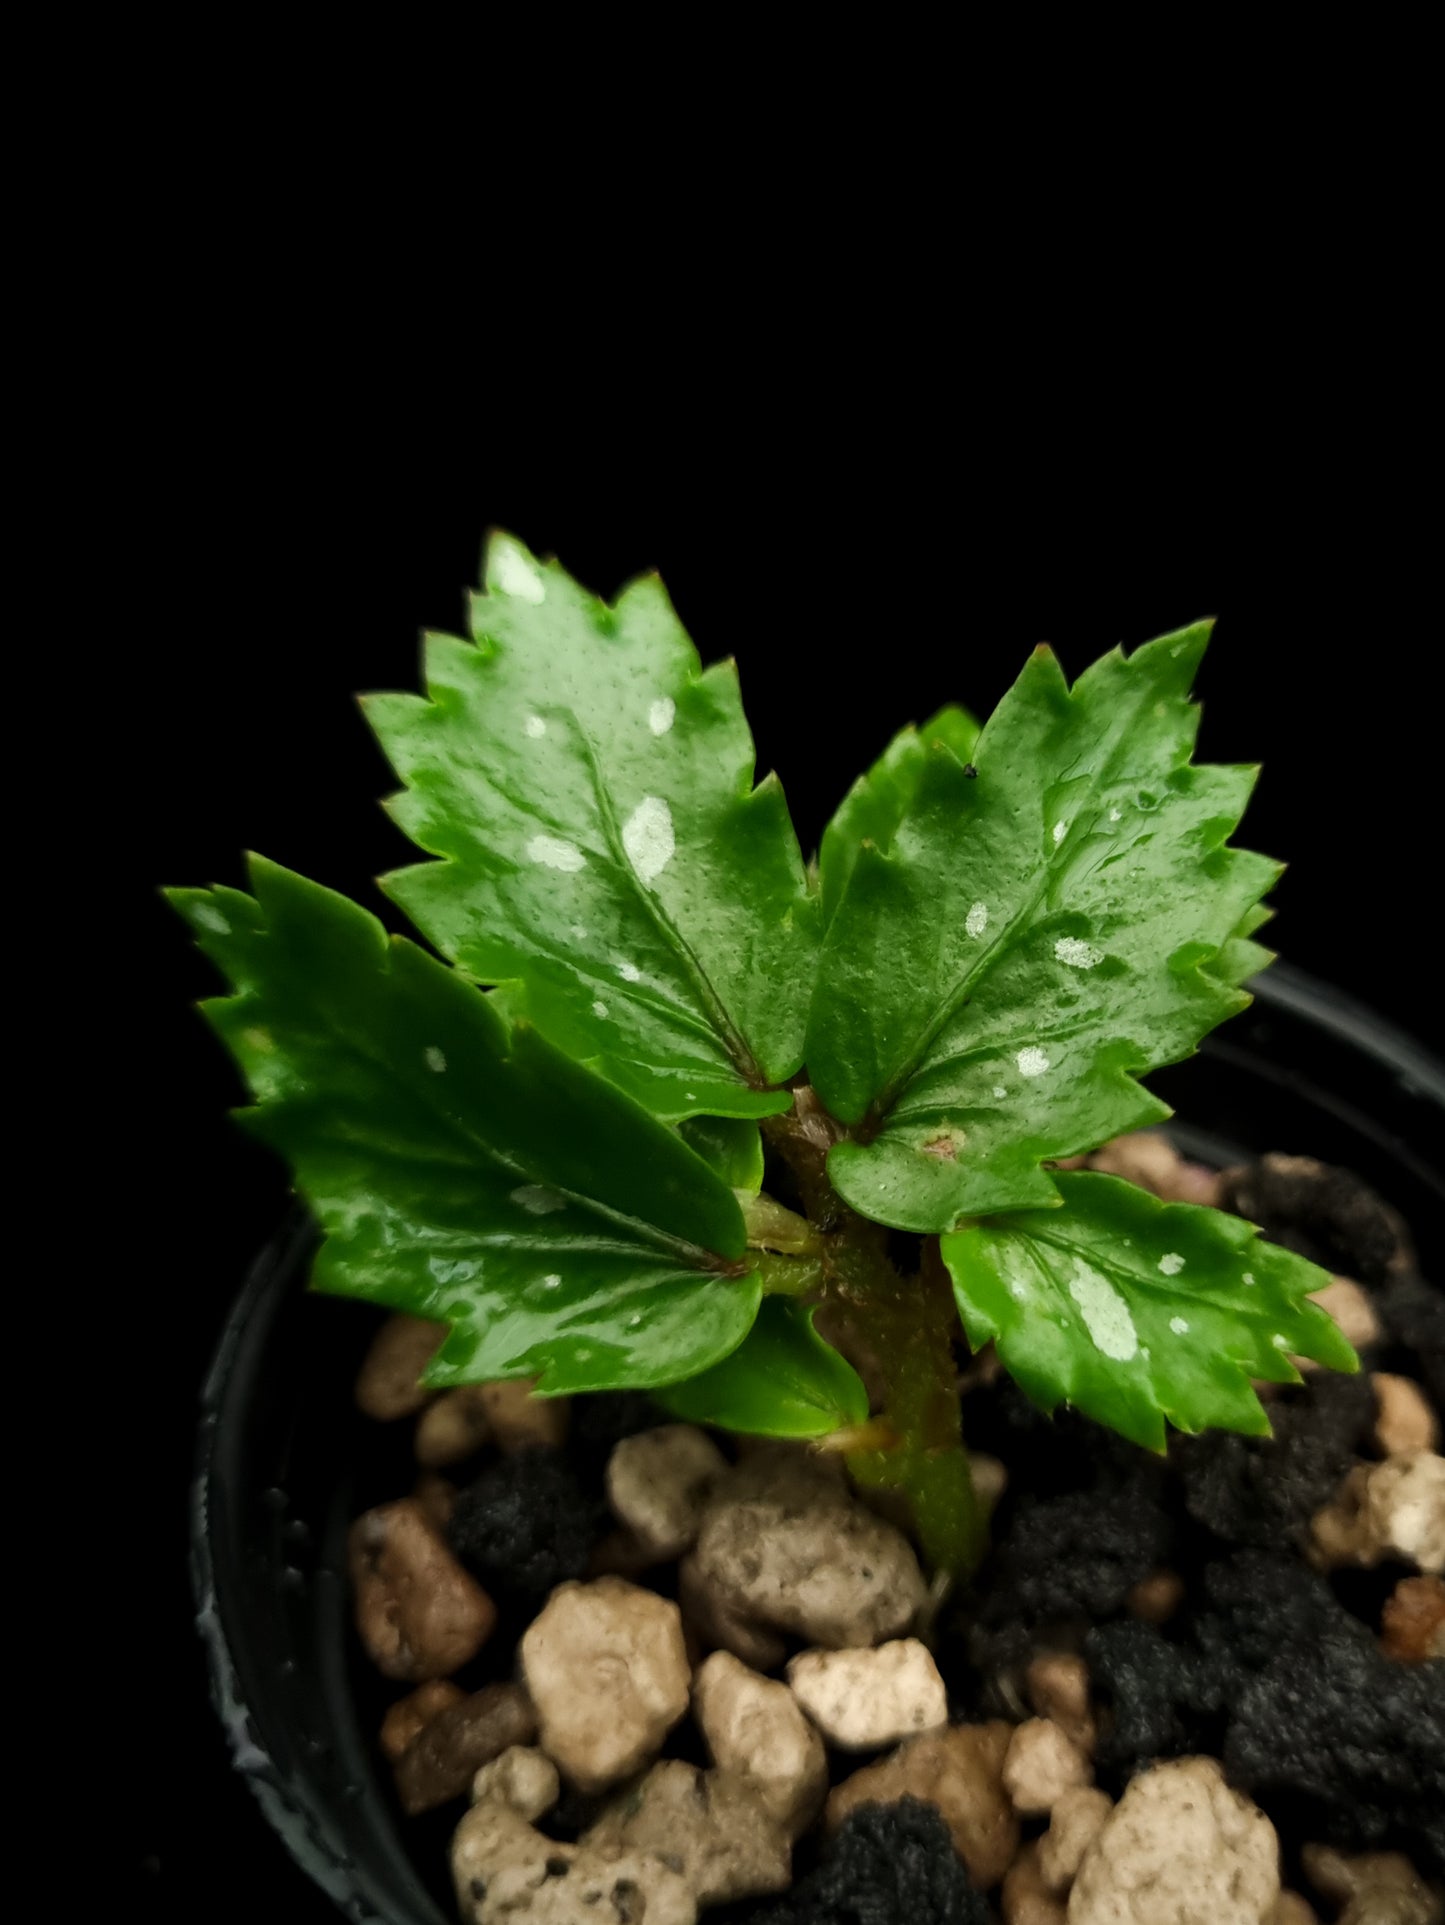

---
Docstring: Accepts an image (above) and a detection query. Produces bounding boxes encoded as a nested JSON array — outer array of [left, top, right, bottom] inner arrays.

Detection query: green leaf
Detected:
[[940, 1172, 1358, 1452], [168, 858, 761, 1395], [818, 706, 980, 925], [809, 624, 1281, 1230], [656, 1298, 870, 1438], [678, 1115, 765, 1194], [362, 532, 818, 1124], [1213, 903, 1276, 989]]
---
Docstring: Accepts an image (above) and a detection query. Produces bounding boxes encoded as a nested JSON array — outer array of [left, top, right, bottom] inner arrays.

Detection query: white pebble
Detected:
[[787, 1640, 947, 1751], [520, 1578, 691, 1793]]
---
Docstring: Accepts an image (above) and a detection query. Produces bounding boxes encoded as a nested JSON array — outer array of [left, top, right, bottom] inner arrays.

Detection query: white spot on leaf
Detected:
[[616, 961, 641, 982], [524, 714, 547, 739], [992, 1085, 1007, 1099], [1170, 1316, 1190, 1335], [512, 1185, 566, 1215], [592, 999, 609, 1018], [1016, 1047, 1050, 1078], [1053, 820, 1068, 845], [1158, 1252, 1186, 1276], [527, 834, 585, 872], [648, 697, 675, 735], [966, 902, 989, 939], [424, 1046, 447, 1073], [193, 903, 230, 934], [622, 795, 675, 882], [1067, 1259, 1139, 1361], [492, 542, 545, 602], [1109, 808, 1123, 823], [540, 1273, 562, 1291], [1242, 1271, 1256, 1287], [1272, 1332, 1290, 1349], [1055, 937, 1103, 969], [571, 923, 588, 939]]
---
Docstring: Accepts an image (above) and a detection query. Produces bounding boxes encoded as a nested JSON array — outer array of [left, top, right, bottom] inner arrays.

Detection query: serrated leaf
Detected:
[[1213, 903, 1276, 989], [940, 1172, 1358, 1452], [818, 706, 980, 924], [168, 858, 761, 1394], [677, 1115, 765, 1194], [362, 533, 818, 1123], [656, 1298, 869, 1438], [809, 624, 1282, 1230]]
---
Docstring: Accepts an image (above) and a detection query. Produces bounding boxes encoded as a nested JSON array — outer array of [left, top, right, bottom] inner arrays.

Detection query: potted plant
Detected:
[[177, 536, 1444, 1924]]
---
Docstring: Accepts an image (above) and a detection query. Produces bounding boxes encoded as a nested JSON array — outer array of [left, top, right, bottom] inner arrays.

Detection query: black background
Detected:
[[102, 256, 1438, 1920]]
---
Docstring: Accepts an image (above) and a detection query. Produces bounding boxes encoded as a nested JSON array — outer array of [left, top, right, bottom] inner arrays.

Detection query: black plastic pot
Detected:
[[192, 962, 1445, 1923]]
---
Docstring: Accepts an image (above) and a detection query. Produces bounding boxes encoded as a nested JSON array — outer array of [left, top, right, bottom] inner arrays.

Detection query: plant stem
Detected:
[[761, 1090, 987, 1582]]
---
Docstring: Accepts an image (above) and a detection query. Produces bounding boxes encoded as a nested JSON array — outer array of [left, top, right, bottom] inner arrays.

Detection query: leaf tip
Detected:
[[479, 526, 551, 603]]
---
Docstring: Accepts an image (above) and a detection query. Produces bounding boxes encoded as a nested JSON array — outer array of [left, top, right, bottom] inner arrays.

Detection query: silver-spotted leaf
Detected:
[[363, 533, 817, 1123], [810, 624, 1281, 1229], [168, 858, 760, 1395], [940, 1171, 1358, 1452]]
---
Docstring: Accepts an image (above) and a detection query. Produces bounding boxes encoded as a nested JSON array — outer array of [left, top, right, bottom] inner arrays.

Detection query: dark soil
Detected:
[[447, 1448, 608, 1616], [713, 1798, 991, 1925]]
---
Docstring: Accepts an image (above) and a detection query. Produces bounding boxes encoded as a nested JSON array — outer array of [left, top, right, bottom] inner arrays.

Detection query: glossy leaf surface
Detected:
[[364, 534, 817, 1122], [818, 705, 980, 924], [656, 1298, 870, 1437], [168, 858, 759, 1394], [678, 1115, 765, 1194], [941, 1172, 1357, 1452], [809, 624, 1280, 1230]]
